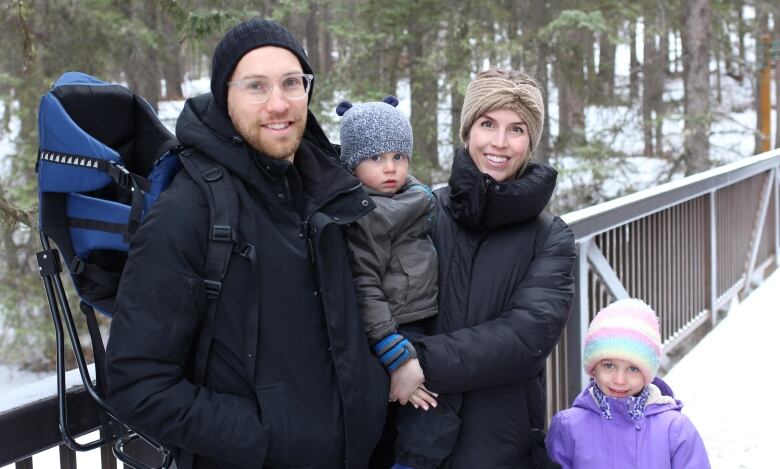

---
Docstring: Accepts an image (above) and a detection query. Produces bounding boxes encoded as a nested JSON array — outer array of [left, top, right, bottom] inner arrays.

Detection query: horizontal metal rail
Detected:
[[0, 367, 104, 467]]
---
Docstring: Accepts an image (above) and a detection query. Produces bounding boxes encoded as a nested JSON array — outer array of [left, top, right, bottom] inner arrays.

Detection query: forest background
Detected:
[[0, 0, 778, 374]]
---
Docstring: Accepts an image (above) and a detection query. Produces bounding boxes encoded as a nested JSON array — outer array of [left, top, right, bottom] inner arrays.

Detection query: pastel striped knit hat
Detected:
[[583, 299, 662, 385]]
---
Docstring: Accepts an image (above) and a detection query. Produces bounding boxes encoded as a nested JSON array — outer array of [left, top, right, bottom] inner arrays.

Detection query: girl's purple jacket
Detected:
[[546, 378, 711, 469]]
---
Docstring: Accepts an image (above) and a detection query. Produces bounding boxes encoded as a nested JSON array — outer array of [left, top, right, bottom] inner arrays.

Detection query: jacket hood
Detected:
[[176, 93, 363, 205], [447, 148, 557, 231], [573, 377, 683, 424]]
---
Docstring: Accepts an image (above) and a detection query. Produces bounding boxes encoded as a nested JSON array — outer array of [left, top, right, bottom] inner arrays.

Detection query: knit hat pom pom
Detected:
[[336, 101, 353, 116], [382, 95, 399, 107]]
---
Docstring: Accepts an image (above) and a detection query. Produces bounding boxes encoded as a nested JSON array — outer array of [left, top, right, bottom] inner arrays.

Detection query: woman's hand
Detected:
[[389, 358, 425, 404]]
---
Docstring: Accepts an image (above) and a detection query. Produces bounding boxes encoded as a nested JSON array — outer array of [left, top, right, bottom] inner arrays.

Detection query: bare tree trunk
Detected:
[[775, 13, 780, 149], [523, 0, 551, 164], [161, 12, 183, 99], [319, 2, 334, 74], [642, 13, 656, 157], [535, 40, 551, 165], [598, 31, 616, 101], [446, 12, 469, 155], [754, 9, 769, 154], [715, 48, 722, 104], [585, 30, 596, 97], [682, 0, 711, 175], [737, 0, 746, 70], [121, 1, 161, 109], [642, 7, 667, 158], [556, 69, 586, 148], [655, 7, 668, 157], [408, 16, 439, 181], [629, 21, 640, 101], [508, 5, 523, 70], [305, 2, 321, 73]]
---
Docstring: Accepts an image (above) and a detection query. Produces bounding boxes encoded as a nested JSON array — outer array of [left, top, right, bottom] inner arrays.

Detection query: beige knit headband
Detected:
[[459, 77, 545, 152]]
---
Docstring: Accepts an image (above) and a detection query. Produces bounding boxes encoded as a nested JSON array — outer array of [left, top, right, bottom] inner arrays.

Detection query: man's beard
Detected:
[[233, 112, 307, 161]]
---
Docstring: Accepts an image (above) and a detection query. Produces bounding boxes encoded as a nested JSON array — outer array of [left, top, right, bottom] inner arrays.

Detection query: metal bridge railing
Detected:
[[545, 149, 780, 422]]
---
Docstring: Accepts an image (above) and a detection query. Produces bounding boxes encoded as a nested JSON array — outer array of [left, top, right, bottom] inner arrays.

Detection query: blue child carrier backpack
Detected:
[[35, 72, 240, 468]]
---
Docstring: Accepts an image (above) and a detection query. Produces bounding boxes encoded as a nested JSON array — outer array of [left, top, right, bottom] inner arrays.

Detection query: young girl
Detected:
[[546, 298, 711, 469]]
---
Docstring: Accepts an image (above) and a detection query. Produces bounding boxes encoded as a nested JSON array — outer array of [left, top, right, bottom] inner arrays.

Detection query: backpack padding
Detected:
[[38, 91, 119, 193], [67, 194, 131, 259], [52, 81, 178, 179]]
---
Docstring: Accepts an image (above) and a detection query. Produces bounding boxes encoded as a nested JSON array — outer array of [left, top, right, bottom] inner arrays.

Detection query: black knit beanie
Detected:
[[210, 18, 313, 113]]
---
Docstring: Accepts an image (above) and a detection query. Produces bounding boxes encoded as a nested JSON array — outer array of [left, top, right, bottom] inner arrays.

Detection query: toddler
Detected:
[[338, 96, 438, 410]]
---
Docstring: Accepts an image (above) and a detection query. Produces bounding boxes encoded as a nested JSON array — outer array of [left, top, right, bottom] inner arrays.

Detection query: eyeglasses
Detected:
[[226, 74, 314, 103]]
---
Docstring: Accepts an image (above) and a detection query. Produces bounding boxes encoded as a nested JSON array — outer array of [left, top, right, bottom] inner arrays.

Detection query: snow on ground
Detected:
[[0, 364, 46, 392], [664, 268, 780, 469]]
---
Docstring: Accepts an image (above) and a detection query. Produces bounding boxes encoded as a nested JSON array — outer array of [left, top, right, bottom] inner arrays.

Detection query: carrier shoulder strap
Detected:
[[177, 149, 242, 385]]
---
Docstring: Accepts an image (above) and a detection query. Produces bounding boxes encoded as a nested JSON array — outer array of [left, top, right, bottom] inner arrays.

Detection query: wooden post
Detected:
[[758, 34, 771, 153]]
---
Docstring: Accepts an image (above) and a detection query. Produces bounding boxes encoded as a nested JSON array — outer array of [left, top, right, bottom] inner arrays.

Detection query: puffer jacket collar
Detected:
[[176, 93, 363, 210], [447, 147, 557, 231]]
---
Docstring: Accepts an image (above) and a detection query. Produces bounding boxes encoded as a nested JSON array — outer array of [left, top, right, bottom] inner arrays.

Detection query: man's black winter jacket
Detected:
[[106, 95, 388, 469]]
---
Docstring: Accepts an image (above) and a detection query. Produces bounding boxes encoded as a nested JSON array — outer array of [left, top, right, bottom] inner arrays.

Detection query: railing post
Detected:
[[567, 238, 591, 403], [100, 429, 117, 469], [775, 164, 779, 267], [15, 458, 33, 469], [708, 190, 718, 325], [59, 444, 76, 469]]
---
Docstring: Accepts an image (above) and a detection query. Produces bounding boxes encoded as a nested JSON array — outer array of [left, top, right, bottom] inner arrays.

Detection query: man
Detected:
[[106, 18, 388, 469]]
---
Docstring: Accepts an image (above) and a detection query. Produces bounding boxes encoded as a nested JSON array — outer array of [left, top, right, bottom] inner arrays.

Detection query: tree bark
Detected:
[[642, 12, 656, 157], [775, 14, 780, 149], [598, 31, 616, 101], [535, 38, 551, 165], [655, 7, 668, 156], [305, 2, 321, 73], [629, 21, 640, 101], [682, 0, 711, 175], [319, 1, 334, 74], [754, 9, 769, 154], [121, 1, 161, 110], [161, 12, 183, 99], [446, 11, 469, 155], [408, 13, 439, 181]]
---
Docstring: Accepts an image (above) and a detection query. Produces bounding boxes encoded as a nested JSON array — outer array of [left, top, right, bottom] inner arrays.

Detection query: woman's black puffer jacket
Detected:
[[415, 149, 576, 469]]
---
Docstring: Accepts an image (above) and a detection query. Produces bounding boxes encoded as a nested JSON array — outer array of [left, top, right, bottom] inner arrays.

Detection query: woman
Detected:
[[381, 69, 576, 469]]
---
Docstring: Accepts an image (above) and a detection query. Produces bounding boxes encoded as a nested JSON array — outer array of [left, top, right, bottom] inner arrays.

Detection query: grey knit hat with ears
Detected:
[[336, 96, 413, 171]]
